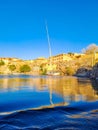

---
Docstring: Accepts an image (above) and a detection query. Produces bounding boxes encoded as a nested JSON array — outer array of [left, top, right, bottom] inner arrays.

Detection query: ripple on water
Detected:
[[0, 101, 98, 130]]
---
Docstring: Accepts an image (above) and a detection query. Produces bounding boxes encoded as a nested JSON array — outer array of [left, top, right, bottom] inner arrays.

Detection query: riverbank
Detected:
[[75, 63, 98, 80]]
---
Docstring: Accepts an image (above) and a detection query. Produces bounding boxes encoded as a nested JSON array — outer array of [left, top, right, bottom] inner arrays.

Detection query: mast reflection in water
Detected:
[[0, 75, 98, 111], [0, 75, 98, 129]]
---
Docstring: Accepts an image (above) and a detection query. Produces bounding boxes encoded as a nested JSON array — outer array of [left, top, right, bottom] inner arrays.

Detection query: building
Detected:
[[0, 57, 23, 65], [48, 53, 72, 64], [33, 57, 47, 66]]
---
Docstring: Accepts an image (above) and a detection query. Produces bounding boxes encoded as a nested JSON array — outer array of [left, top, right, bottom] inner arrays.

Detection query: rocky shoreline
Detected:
[[75, 63, 98, 80]]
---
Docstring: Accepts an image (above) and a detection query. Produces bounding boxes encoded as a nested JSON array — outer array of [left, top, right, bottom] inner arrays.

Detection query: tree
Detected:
[[0, 60, 5, 66], [82, 43, 98, 54], [20, 64, 31, 73], [40, 64, 47, 75], [82, 43, 98, 66], [68, 52, 74, 56], [9, 65, 16, 72], [65, 67, 75, 75]]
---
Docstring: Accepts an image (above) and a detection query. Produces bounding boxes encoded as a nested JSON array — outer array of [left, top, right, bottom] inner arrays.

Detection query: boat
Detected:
[[47, 71, 60, 76]]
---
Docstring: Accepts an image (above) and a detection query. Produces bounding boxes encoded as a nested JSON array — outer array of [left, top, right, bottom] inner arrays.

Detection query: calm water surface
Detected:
[[0, 75, 98, 129]]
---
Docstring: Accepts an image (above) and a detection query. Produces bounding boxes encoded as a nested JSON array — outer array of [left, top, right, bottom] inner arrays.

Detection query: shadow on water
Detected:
[[91, 79, 98, 95]]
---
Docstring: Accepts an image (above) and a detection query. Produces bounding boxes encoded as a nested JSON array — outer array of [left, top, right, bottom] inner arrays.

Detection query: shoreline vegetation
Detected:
[[0, 44, 98, 80]]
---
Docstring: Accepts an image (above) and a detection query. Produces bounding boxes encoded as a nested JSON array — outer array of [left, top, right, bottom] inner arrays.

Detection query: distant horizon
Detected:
[[0, 0, 98, 59]]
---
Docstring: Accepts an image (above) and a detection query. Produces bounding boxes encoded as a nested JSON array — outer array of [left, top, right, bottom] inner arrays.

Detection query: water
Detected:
[[0, 75, 98, 129]]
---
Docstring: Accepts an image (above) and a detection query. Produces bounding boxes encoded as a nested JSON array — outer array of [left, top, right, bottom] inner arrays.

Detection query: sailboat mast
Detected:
[[45, 21, 52, 58]]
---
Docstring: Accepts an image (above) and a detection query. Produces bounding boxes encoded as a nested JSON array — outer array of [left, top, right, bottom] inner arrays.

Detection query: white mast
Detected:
[[45, 21, 52, 61]]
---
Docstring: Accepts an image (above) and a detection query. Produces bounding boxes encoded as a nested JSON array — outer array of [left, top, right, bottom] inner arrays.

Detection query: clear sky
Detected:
[[0, 0, 98, 59]]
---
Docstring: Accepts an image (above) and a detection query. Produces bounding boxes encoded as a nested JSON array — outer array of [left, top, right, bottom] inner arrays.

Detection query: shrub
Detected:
[[0, 60, 5, 66], [20, 64, 31, 73], [66, 67, 75, 75], [9, 65, 16, 72]]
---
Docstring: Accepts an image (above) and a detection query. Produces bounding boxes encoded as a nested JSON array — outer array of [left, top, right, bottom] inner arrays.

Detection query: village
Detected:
[[0, 45, 98, 79]]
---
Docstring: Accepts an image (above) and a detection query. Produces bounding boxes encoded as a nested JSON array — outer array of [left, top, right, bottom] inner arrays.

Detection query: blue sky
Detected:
[[0, 0, 98, 59]]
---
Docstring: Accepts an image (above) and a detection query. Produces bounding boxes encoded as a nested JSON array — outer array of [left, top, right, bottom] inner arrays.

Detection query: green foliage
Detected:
[[9, 65, 16, 72], [40, 64, 47, 75], [40, 64, 43, 72], [65, 67, 75, 75], [20, 64, 31, 73], [0, 60, 5, 66], [41, 69, 47, 75], [68, 52, 74, 56], [95, 58, 98, 63]]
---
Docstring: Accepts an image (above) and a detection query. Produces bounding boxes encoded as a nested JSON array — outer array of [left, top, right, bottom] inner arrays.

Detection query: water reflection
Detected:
[[0, 76, 98, 102], [91, 79, 98, 95], [0, 75, 98, 129]]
